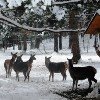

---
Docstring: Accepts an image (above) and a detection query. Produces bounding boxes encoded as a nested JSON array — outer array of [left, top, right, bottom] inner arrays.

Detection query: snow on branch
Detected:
[[0, 19, 15, 27], [46, 28, 86, 33], [52, 0, 81, 5], [0, 10, 45, 32], [97, 9, 100, 15], [0, 8, 85, 33]]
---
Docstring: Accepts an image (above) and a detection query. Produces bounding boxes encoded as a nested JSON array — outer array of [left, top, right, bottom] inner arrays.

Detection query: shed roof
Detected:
[[85, 9, 100, 35]]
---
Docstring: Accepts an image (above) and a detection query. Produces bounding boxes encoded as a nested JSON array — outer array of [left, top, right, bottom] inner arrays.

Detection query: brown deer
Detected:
[[45, 56, 68, 82], [13, 54, 36, 81], [4, 52, 17, 78], [67, 58, 97, 90]]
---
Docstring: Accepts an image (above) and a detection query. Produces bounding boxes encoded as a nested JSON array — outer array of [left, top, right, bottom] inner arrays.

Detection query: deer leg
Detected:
[[7, 69, 9, 78], [92, 78, 97, 83], [27, 71, 30, 82], [88, 79, 92, 89], [9, 68, 12, 77], [16, 72, 17, 80], [7, 67, 9, 78], [5, 66, 9, 78], [61, 72, 66, 81], [8, 67, 11, 77], [49, 72, 52, 81], [49, 72, 54, 82], [10, 68, 12, 76], [64, 73, 66, 80], [16, 72, 19, 81], [4, 66, 7, 78], [23, 72, 27, 82], [61, 72, 64, 81], [75, 80, 78, 90], [64, 70, 67, 80], [5, 68, 8, 78], [52, 72, 54, 82], [4, 64, 7, 78], [6, 73, 7, 78], [72, 79, 75, 90]]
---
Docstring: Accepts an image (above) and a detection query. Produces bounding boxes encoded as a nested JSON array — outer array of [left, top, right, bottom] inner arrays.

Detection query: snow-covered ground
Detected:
[[0, 36, 100, 100]]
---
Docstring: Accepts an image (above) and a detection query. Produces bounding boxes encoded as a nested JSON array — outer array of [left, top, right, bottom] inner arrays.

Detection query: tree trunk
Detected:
[[71, 32, 81, 64], [69, 8, 81, 64], [69, 33, 73, 49], [23, 34, 27, 52], [35, 35, 42, 49], [54, 33, 58, 52], [59, 33, 62, 50]]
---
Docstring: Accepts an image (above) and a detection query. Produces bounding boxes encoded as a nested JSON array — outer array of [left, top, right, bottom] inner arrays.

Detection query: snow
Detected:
[[0, 0, 100, 99], [0, 49, 69, 100], [5, 0, 51, 8], [33, 7, 44, 15], [53, 6, 65, 21], [0, 36, 100, 100], [86, 84, 98, 98], [97, 9, 100, 15], [0, 0, 6, 8], [7, 0, 21, 9]]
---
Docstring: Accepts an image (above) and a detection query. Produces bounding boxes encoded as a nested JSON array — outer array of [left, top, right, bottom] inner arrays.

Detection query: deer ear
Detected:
[[11, 52, 13, 55], [30, 54, 32, 56], [49, 56, 52, 59], [15, 52, 18, 54], [21, 54, 23, 57], [33, 54, 35, 56]]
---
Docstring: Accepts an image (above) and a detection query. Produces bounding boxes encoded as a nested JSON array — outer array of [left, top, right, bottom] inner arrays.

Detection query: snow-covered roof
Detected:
[[85, 11, 100, 35], [97, 9, 100, 15]]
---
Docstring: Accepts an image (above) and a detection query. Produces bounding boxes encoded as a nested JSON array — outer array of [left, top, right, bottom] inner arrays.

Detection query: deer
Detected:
[[13, 54, 36, 81], [13, 54, 23, 80], [67, 58, 97, 90], [45, 56, 68, 82], [4, 52, 18, 78]]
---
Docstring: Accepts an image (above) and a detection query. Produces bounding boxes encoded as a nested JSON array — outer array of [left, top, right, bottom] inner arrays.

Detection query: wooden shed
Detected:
[[85, 9, 100, 35]]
